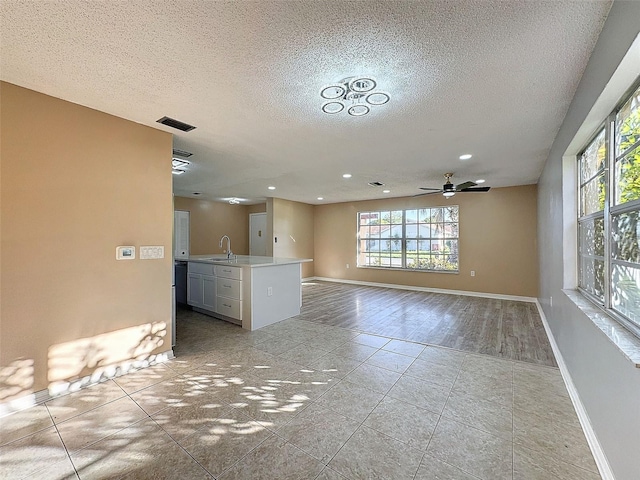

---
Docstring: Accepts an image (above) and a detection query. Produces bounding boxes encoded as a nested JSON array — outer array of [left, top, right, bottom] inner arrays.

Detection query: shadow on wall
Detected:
[[0, 359, 35, 411], [47, 322, 168, 396], [0, 322, 168, 413]]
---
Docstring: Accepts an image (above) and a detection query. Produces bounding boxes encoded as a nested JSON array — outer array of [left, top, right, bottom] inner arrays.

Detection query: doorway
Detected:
[[250, 213, 267, 256]]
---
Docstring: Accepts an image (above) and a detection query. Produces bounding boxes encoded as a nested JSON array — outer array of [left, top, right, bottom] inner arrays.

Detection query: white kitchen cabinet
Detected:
[[187, 263, 216, 312], [214, 265, 242, 280], [187, 273, 203, 308], [187, 256, 310, 331], [202, 276, 217, 311], [215, 265, 242, 321]]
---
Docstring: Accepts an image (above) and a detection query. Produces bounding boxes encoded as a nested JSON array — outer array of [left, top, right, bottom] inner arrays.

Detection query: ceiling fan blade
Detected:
[[459, 186, 491, 192], [455, 181, 477, 190], [413, 191, 443, 197], [419, 187, 442, 191]]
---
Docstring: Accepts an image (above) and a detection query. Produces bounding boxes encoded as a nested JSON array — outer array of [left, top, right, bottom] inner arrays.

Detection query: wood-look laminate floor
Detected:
[[298, 281, 556, 367]]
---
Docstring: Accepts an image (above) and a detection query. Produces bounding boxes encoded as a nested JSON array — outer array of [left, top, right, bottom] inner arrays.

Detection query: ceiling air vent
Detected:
[[172, 148, 193, 157], [157, 116, 196, 132], [368, 181, 385, 187]]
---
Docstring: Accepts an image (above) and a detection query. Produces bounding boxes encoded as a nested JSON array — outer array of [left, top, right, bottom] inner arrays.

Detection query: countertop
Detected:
[[187, 254, 313, 268]]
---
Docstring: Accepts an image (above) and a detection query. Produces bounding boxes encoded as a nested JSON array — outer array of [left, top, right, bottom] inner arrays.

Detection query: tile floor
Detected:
[[1, 298, 601, 479]]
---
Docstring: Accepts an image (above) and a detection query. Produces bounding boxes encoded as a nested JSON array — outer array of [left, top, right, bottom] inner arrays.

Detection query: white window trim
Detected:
[[356, 207, 460, 273], [562, 34, 640, 362]]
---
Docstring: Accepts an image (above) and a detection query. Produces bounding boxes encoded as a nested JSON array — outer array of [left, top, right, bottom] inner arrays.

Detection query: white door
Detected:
[[174, 210, 190, 259], [250, 213, 267, 256]]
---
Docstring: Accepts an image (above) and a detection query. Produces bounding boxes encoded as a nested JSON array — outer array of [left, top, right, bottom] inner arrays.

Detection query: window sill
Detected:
[[357, 266, 458, 274], [563, 289, 640, 367]]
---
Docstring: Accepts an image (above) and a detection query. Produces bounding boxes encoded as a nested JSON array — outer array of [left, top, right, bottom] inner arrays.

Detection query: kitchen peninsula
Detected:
[[187, 255, 312, 331]]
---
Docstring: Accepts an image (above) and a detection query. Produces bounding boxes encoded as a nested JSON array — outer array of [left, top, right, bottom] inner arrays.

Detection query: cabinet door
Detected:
[[187, 273, 203, 307], [202, 275, 217, 311]]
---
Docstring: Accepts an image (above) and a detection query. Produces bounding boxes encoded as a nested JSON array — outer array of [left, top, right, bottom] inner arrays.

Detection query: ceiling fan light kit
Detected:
[[321, 76, 389, 116]]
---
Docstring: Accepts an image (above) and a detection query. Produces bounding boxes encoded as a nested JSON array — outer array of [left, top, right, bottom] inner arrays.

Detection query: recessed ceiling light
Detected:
[[342, 174, 352, 178], [268, 186, 276, 190], [475, 179, 486, 184], [382, 189, 390, 193], [317, 197, 324, 200], [172, 169, 185, 175], [459, 154, 472, 160]]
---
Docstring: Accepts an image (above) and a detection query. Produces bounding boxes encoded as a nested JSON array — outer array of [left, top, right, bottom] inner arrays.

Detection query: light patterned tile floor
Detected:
[[0, 284, 601, 479]]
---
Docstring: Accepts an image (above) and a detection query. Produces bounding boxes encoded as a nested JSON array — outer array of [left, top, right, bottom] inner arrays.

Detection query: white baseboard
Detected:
[[534, 300, 615, 480], [305, 276, 537, 303], [0, 349, 174, 418]]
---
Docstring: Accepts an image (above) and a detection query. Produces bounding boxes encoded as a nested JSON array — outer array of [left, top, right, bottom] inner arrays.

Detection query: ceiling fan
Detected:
[[416, 173, 491, 198]]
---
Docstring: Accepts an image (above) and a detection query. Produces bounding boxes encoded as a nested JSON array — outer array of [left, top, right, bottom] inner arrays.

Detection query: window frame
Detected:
[[578, 79, 640, 338], [356, 206, 460, 273]]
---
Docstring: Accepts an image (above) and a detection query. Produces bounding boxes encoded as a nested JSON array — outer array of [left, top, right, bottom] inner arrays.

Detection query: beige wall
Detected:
[[272, 198, 315, 278], [314, 185, 538, 297], [1, 82, 173, 402], [173, 198, 266, 255], [246, 203, 266, 215]]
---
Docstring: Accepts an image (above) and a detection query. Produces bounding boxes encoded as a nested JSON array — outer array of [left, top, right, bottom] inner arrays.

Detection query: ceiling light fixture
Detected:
[[172, 158, 190, 169], [459, 154, 472, 160], [268, 186, 276, 190], [475, 179, 486, 184], [442, 173, 456, 197], [317, 197, 324, 200], [383, 189, 391, 193], [228, 198, 240, 205], [321, 77, 389, 116], [342, 173, 352, 178]]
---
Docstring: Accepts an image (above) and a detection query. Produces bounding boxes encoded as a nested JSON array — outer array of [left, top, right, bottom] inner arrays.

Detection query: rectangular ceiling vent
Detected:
[[172, 148, 193, 158], [157, 116, 196, 132], [368, 181, 385, 187]]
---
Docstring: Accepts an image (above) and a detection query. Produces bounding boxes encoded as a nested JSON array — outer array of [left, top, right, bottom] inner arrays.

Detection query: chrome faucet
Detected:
[[219, 235, 232, 259]]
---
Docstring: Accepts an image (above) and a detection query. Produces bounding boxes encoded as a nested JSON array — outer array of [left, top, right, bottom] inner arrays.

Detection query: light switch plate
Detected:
[[140, 246, 165, 259], [116, 246, 136, 260]]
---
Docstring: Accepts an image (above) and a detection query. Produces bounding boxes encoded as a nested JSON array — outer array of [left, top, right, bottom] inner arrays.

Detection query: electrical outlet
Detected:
[[267, 287, 273, 297], [470, 270, 475, 277], [346, 263, 350, 269], [550, 296, 553, 307]]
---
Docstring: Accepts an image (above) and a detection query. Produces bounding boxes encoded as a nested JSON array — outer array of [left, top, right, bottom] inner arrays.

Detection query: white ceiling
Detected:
[[0, 0, 612, 205]]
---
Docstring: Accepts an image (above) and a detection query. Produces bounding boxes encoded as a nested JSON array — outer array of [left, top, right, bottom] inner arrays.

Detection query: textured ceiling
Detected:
[[0, 0, 611, 205]]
